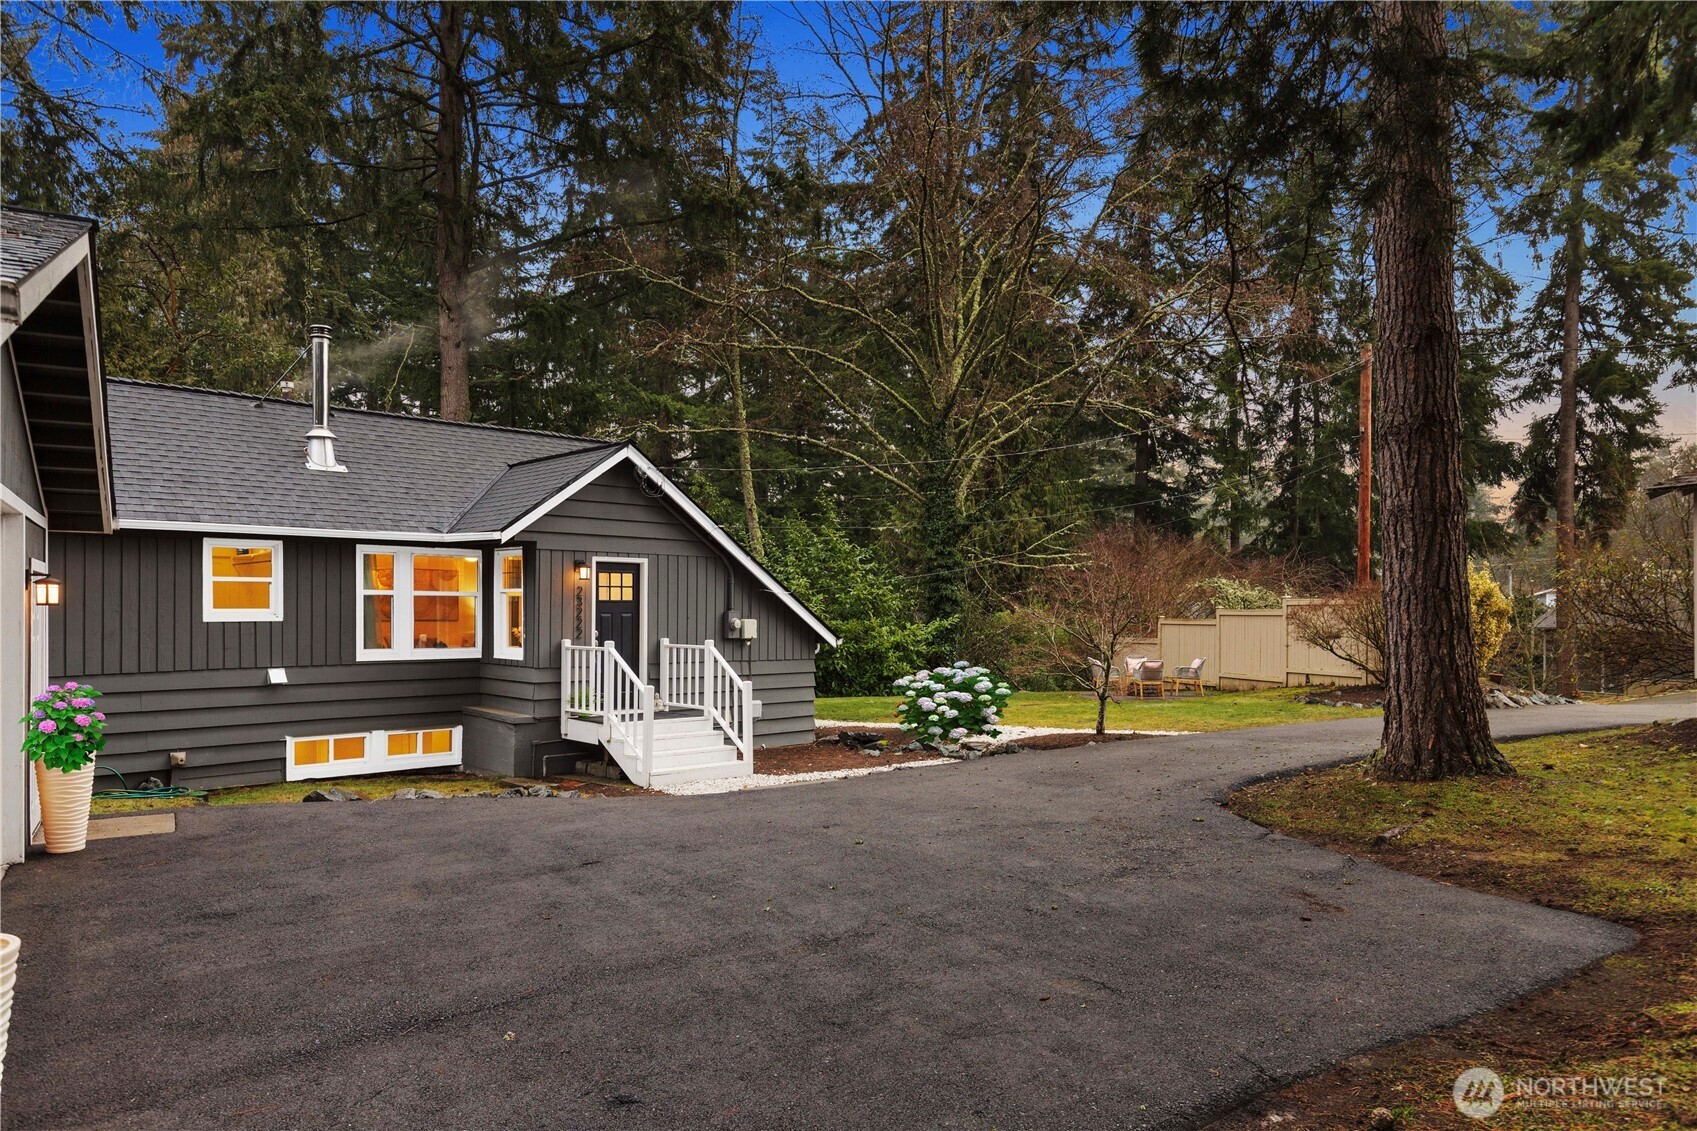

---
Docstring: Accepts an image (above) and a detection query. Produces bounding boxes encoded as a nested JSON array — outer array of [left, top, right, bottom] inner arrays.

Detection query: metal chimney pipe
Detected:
[[304, 325, 347, 472]]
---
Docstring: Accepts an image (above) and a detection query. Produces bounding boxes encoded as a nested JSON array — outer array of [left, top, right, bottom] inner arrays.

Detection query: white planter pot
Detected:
[[0, 934, 17, 1091], [34, 760, 96, 854]]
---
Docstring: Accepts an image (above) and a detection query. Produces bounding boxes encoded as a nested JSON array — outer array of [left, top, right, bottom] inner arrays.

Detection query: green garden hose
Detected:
[[92, 765, 208, 802]]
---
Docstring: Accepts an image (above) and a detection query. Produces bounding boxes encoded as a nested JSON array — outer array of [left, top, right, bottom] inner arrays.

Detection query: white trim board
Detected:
[[116, 444, 838, 646], [589, 555, 649, 677], [499, 447, 839, 646], [0, 231, 91, 345]]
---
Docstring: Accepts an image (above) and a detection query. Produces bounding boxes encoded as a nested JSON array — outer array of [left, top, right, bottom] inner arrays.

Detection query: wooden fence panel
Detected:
[[1282, 597, 1374, 685], [1216, 609, 1287, 686], [1156, 619, 1219, 686]]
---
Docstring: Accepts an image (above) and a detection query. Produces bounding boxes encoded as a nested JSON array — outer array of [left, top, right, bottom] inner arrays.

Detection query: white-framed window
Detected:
[[285, 725, 462, 781], [203, 538, 284, 622], [356, 546, 482, 660], [494, 547, 524, 660]]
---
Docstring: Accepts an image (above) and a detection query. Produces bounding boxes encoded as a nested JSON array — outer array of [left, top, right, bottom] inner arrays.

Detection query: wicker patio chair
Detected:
[[1130, 659, 1165, 699], [1167, 657, 1207, 697]]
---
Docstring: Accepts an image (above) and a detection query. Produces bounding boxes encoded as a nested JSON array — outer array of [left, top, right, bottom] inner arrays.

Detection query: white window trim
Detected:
[[590, 555, 649, 676], [494, 546, 524, 661], [202, 537, 284, 623], [356, 545, 483, 661], [285, 725, 463, 782]]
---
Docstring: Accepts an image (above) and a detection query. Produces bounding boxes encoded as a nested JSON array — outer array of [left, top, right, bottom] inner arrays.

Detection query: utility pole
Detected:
[[1356, 344, 1373, 587]]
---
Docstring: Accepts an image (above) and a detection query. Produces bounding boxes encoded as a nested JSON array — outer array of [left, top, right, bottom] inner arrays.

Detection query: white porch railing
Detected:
[[561, 639, 653, 782], [659, 638, 754, 762]]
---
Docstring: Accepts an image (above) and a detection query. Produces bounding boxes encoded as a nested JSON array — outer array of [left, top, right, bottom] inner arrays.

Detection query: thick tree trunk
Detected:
[[1553, 214, 1583, 697], [727, 335, 764, 560], [434, 2, 472, 422], [1369, 0, 1510, 780]]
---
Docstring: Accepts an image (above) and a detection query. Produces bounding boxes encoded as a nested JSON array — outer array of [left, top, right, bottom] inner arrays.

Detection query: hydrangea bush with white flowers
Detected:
[[893, 662, 1013, 743], [18, 681, 108, 772]]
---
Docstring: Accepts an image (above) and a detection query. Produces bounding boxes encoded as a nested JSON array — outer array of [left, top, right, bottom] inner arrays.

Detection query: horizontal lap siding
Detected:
[[51, 531, 484, 786]]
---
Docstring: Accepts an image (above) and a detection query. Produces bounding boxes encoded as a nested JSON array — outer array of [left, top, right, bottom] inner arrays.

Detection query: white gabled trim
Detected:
[[75, 258, 114, 532], [496, 447, 633, 542], [118, 518, 505, 542], [500, 446, 840, 647], [0, 232, 91, 345]]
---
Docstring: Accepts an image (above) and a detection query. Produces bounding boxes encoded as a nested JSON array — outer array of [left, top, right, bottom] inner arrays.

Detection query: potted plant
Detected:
[[20, 681, 108, 854], [0, 932, 16, 1089]]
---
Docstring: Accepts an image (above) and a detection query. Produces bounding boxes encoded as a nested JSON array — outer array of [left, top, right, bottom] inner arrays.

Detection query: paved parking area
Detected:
[[4, 701, 1685, 1130]]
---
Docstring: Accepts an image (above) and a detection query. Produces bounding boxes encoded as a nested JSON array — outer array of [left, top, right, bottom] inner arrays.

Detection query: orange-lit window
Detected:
[[357, 547, 481, 660], [495, 548, 523, 660], [203, 539, 283, 622], [597, 571, 634, 602], [288, 727, 460, 782]]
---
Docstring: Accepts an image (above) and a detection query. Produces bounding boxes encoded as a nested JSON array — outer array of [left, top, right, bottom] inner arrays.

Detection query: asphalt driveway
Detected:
[[5, 700, 1690, 1131]]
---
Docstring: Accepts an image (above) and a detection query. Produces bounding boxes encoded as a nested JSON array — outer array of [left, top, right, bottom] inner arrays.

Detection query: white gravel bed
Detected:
[[813, 721, 1196, 739], [656, 757, 955, 796]]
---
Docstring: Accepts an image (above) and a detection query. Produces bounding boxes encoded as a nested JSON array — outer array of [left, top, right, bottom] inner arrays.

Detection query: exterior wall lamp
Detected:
[[31, 572, 62, 606], [575, 560, 590, 581]]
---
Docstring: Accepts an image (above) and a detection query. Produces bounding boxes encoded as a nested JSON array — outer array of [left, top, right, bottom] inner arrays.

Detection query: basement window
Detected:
[[286, 725, 462, 782], [356, 546, 482, 660], [203, 539, 284, 622]]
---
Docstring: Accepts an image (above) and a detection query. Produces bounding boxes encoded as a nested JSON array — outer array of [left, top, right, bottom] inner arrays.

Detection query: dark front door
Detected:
[[595, 562, 641, 669]]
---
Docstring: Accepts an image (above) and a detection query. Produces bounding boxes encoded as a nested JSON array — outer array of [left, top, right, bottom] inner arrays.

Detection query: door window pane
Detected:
[[597, 570, 634, 601]]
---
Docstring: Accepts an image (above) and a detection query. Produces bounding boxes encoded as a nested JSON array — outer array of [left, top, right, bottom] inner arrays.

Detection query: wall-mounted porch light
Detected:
[[575, 560, 590, 581], [31, 573, 62, 606]]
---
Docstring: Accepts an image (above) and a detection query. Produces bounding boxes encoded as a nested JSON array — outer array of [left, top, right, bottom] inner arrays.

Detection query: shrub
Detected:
[[19, 680, 108, 772], [763, 509, 953, 696], [1203, 577, 1282, 610], [1468, 562, 1512, 673], [894, 662, 1012, 742]]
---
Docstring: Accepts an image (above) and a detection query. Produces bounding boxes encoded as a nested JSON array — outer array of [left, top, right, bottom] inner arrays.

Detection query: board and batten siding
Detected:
[[490, 465, 819, 747], [49, 531, 481, 787]]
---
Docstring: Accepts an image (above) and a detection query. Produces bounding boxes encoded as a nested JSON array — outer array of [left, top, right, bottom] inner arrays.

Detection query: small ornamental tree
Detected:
[[19, 681, 108, 772], [894, 662, 1012, 744]]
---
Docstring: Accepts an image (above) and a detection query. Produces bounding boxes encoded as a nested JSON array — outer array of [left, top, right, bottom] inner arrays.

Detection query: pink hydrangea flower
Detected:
[[71, 697, 94, 709], [50, 701, 67, 711], [31, 692, 48, 704], [93, 711, 105, 721], [73, 714, 92, 727], [45, 685, 61, 693], [31, 709, 44, 719], [64, 681, 79, 690], [36, 719, 57, 734]]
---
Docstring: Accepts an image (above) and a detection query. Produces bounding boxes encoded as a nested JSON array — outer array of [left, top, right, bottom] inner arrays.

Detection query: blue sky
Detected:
[[20, 2, 1697, 448]]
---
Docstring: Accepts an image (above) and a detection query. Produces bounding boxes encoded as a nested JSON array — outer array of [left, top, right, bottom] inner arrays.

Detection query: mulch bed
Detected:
[[1294, 684, 1385, 707], [1208, 722, 1697, 1131], [1016, 731, 1143, 750]]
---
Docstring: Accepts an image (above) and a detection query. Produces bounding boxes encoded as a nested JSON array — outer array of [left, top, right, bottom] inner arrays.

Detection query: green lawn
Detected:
[[1225, 726, 1697, 1129], [817, 687, 1373, 733]]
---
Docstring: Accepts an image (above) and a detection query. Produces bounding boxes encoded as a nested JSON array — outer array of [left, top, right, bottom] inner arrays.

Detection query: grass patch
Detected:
[[91, 772, 506, 815], [1214, 725, 1697, 1130], [818, 686, 1372, 733]]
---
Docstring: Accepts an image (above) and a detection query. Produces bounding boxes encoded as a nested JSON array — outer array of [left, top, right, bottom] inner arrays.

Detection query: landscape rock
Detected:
[[301, 787, 367, 802], [390, 788, 419, 800], [554, 789, 581, 799], [1372, 824, 1412, 847], [495, 788, 527, 798], [836, 730, 887, 749], [416, 788, 449, 799], [137, 777, 167, 791]]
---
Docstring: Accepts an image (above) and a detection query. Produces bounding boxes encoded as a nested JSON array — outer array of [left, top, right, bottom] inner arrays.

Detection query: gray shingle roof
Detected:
[[107, 378, 621, 534], [1648, 472, 1697, 498], [0, 206, 94, 285]]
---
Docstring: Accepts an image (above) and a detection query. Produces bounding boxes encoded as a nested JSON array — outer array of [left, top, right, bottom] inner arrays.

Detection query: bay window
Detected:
[[356, 546, 482, 660]]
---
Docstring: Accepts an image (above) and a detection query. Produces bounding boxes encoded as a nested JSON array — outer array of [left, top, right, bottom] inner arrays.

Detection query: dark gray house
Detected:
[[1, 206, 115, 865], [50, 328, 836, 790]]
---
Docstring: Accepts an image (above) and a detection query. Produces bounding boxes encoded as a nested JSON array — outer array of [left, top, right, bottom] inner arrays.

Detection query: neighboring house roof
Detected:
[[1647, 472, 1697, 498], [107, 378, 838, 643]]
